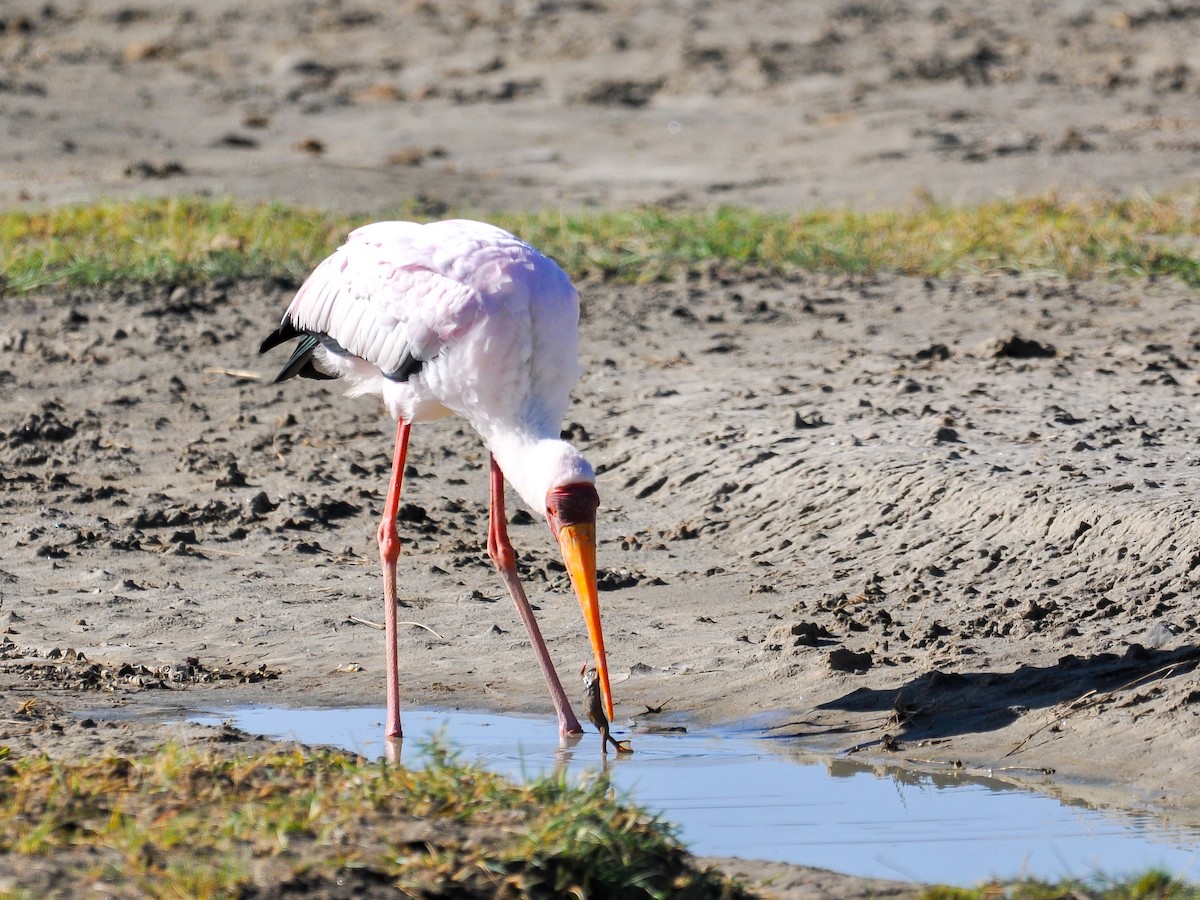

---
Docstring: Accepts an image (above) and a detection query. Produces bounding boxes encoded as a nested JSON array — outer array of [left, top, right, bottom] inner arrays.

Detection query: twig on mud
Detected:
[[346, 615, 445, 641], [203, 367, 263, 381], [1004, 657, 1197, 758], [403, 621, 446, 641], [899, 755, 961, 768], [991, 764, 1056, 775]]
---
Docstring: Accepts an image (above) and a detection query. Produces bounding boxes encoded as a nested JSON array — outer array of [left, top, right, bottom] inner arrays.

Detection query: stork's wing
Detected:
[[264, 221, 495, 381]]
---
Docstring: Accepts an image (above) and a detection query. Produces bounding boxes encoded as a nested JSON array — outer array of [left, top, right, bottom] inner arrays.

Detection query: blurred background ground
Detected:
[[4, 0, 1200, 214]]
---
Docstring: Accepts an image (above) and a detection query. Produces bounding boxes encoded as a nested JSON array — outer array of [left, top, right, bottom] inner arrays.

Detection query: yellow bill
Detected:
[[557, 521, 614, 721]]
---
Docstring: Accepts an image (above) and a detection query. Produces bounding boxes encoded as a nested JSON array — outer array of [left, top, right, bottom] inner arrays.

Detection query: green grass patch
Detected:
[[926, 868, 1200, 900], [0, 740, 748, 898], [2, 192, 1200, 292], [0, 198, 342, 292], [0, 741, 1196, 898]]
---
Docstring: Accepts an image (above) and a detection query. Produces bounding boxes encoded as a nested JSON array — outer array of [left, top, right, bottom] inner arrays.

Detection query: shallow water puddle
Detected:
[[189, 706, 1200, 886]]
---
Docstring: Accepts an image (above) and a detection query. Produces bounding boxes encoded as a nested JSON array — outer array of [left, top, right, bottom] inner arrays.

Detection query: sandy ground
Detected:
[[3, 1, 1200, 896], [6, 0, 1200, 212]]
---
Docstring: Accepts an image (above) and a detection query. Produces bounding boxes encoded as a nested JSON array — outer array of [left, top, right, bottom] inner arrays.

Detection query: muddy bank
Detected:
[[2, 273, 1198, 826]]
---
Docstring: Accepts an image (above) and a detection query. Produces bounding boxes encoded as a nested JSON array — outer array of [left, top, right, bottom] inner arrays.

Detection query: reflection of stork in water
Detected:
[[260, 219, 615, 744]]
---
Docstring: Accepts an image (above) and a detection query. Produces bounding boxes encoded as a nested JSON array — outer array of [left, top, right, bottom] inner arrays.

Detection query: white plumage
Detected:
[[261, 219, 615, 745], [279, 220, 592, 512]]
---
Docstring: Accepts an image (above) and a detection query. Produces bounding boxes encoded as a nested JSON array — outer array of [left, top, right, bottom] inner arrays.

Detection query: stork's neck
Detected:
[[485, 429, 595, 514]]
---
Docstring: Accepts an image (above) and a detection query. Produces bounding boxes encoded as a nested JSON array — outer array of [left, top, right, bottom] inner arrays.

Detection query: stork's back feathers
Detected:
[[259, 218, 590, 510]]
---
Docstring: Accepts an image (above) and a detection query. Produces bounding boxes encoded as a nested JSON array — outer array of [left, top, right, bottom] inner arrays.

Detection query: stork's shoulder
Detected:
[[346, 219, 519, 269], [289, 222, 481, 318], [283, 218, 575, 354]]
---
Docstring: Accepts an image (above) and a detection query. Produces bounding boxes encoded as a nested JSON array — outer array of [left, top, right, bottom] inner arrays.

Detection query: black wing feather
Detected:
[[385, 350, 424, 382], [260, 320, 336, 383], [274, 334, 337, 383], [259, 319, 304, 354], [261, 318, 424, 384]]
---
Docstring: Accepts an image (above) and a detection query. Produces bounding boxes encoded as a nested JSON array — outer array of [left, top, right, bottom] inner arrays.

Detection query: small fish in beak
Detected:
[[582, 663, 633, 754]]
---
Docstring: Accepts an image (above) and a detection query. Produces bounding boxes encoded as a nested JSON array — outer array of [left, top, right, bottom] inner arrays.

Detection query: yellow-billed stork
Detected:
[[260, 219, 613, 739]]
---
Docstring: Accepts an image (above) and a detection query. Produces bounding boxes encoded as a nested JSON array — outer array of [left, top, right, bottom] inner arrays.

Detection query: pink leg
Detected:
[[378, 419, 412, 739], [488, 455, 582, 735]]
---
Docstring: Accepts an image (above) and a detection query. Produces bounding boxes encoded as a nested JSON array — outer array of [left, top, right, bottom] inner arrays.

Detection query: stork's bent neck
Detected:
[[485, 430, 595, 515]]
